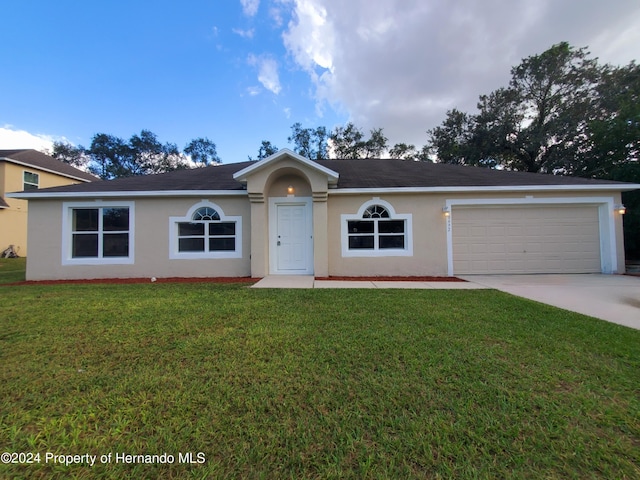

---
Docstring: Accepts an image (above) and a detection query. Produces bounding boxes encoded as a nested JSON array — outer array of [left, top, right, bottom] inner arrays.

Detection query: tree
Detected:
[[287, 123, 328, 160], [426, 109, 478, 165], [428, 42, 602, 173], [330, 122, 364, 159], [249, 140, 279, 161], [588, 62, 640, 174], [589, 62, 640, 259], [88, 133, 130, 179], [129, 130, 187, 175], [363, 128, 388, 158], [85, 130, 190, 179], [50, 141, 89, 169], [329, 122, 388, 159], [183, 137, 221, 167], [388, 143, 431, 161]]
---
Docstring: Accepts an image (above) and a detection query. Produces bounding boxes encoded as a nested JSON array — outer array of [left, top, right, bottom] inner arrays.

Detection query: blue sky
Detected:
[[1, 0, 639, 163]]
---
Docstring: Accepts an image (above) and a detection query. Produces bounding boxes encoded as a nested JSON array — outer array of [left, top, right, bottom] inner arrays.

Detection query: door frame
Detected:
[[268, 197, 314, 275]]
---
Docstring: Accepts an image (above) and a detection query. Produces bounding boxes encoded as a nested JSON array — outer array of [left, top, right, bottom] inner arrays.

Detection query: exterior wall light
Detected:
[[442, 206, 451, 217], [287, 185, 295, 196], [615, 204, 626, 215]]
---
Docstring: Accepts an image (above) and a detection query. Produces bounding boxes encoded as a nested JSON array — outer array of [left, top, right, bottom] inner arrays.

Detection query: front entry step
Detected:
[[252, 275, 315, 288]]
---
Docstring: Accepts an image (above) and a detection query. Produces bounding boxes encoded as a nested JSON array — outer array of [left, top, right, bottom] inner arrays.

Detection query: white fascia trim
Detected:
[[233, 148, 339, 185], [330, 184, 640, 195], [7, 190, 248, 200], [1, 157, 94, 183], [444, 196, 619, 276]]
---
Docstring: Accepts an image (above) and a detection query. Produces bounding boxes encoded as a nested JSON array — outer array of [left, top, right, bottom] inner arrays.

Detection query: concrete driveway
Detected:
[[461, 274, 640, 330]]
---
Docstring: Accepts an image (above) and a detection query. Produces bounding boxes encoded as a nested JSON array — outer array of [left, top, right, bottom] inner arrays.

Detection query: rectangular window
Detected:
[[23, 171, 39, 190], [342, 203, 412, 258], [177, 221, 236, 253], [70, 207, 130, 259], [378, 220, 405, 249], [347, 219, 405, 250]]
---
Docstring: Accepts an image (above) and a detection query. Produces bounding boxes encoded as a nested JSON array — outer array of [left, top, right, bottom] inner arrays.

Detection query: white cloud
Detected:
[[233, 28, 255, 39], [240, 0, 260, 17], [281, 0, 640, 150], [0, 125, 58, 152], [248, 54, 282, 95]]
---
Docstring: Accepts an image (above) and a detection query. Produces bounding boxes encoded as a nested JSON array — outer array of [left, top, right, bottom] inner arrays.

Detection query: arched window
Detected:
[[341, 199, 412, 257], [170, 202, 242, 259], [192, 207, 220, 221]]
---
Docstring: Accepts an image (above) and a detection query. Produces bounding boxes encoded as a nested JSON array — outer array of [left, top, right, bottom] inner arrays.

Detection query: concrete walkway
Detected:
[[252, 274, 640, 330], [461, 274, 640, 330], [251, 276, 487, 290]]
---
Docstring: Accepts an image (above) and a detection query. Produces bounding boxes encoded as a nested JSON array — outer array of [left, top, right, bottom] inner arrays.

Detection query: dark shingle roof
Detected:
[[317, 160, 625, 188], [0, 149, 97, 182], [10, 158, 631, 196]]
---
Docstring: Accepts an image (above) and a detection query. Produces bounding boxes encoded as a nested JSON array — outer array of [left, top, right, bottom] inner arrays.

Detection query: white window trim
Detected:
[[341, 197, 413, 257], [444, 196, 618, 275], [61, 200, 135, 265], [169, 200, 242, 260]]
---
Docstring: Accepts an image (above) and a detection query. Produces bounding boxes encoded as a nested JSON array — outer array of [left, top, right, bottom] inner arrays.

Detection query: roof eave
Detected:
[[6, 190, 249, 200], [0, 156, 95, 183], [330, 184, 640, 194]]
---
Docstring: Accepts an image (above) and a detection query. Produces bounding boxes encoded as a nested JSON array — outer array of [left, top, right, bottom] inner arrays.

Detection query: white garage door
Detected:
[[452, 205, 601, 274]]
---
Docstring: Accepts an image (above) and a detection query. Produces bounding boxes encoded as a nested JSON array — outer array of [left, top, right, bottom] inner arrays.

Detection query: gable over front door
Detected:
[[269, 197, 313, 274]]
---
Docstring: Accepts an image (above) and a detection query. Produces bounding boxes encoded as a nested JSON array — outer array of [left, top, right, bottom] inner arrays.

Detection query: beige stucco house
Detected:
[[0, 149, 96, 256], [8, 149, 639, 281]]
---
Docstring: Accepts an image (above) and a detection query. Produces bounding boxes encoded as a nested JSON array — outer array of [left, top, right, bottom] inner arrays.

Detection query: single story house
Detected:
[[8, 149, 640, 281], [1, 149, 96, 256]]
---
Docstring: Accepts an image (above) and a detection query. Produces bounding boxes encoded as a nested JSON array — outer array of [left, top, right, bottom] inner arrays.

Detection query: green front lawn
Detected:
[[0, 257, 26, 284], [1, 283, 638, 479]]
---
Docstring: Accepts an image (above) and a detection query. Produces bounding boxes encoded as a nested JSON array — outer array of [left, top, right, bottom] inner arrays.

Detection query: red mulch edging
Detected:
[[4, 275, 465, 286], [315, 276, 466, 282], [3, 277, 257, 286]]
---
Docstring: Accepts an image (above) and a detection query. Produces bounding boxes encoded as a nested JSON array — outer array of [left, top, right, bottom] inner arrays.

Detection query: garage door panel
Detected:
[[453, 205, 601, 274]]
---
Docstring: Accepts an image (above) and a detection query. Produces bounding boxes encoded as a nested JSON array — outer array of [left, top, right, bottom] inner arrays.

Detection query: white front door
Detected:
[[270, 199, 313, 274]]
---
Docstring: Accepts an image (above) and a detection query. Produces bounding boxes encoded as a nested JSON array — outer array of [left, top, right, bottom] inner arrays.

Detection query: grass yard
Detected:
[[0, 282, 638, 479], [0, 257, 26, 284]]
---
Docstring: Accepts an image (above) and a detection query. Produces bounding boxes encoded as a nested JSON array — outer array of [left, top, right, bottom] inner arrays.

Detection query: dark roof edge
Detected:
[[0, 156, 95, 183], [8, 182, 640, 200]]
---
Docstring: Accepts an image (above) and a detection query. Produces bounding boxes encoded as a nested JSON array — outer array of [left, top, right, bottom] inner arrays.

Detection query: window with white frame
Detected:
[[23, 171, 39, 190], [341, 199, 413, 257], [62, 202, 134, 265], [170, 202, 242, 259]]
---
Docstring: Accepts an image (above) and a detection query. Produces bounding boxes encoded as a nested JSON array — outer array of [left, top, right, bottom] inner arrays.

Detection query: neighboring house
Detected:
[[8, 149, 640, 281], [1, 149, 96, 256]]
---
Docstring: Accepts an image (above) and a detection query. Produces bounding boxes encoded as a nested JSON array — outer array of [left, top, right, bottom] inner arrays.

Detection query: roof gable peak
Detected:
[[232, 148, 339, 185]]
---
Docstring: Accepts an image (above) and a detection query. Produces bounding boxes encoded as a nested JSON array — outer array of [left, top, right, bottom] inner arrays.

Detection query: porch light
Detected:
[[287, 185, 295, 195], [442, 206, 451, 217], [615, 204, 626, 215]]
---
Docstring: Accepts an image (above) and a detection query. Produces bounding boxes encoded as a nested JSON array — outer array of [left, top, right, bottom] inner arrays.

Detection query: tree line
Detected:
[[54, 41, 638, 179], [51, 121, 427, 181], [51, 132, 220, 180], [51, 42, 638, 255]]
